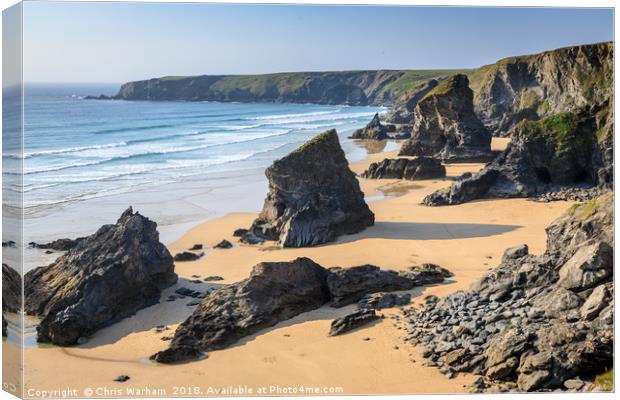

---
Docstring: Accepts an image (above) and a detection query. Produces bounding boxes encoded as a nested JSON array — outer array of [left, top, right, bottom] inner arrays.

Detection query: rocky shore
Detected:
[[403, 194, 613, 392]]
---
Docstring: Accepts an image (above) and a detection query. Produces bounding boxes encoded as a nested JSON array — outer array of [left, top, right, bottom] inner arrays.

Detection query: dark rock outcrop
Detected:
[[423, 104, 613, 206], [329, 309, 380, 336], [469, 42, 613, 136], [30, 238, 82, 251], [399, 75, 493, 162], [174, 251, 203, 262], [327, 265, 416, 307], [405, 193, 613, 392], [361, 157, 446, 180], [385, 79, 442, 124], [2, 263, 21, 337], [358, 292, 411, 310], [153, 257, 453, 363], [249, 129, 374, 247], [350, 113, 395, 140], [213, 240, 233, 249], [24, 207, 177, 345], [151, 258, 331, 363]]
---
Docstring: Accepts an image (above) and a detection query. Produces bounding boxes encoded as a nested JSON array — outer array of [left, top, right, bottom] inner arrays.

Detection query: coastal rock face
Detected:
[[24, 208, 177, 345], [385, 79, 441, 124], [361, 157, 446, 180], [469, 42, 613, 136], [350, 113, 395, 140], [102, 70, 452, 106], [152, 258, 331, 363], [424, 104, 613, 206], [2, 263, 22, 337], [249, 129, 374, 247], [405, 193, 613, 392], [398, 75, 493, 162]]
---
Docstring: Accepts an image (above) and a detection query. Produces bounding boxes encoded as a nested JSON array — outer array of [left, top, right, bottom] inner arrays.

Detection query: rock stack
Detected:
[[350, 113, 395, 140], [399, 74, 493, 162], [248, 129, 374, 247], [423, 104, 613, 206], [24, 207, 177, 345]]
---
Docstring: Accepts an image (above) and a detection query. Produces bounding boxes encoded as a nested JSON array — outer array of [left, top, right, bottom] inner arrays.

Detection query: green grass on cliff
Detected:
[[521, 112, 593, 156], [383, 69, 471, 94]]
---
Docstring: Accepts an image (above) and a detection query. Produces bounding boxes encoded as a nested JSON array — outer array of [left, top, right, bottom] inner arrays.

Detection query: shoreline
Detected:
[[18, 136, 576, 395]]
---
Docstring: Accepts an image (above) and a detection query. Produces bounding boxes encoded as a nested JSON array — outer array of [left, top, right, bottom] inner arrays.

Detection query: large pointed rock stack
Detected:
[[248, 129, 374, 247]]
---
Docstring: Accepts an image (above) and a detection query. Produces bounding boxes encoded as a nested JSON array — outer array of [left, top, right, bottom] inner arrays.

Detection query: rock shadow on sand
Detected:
[[338, 221, 521, 243]]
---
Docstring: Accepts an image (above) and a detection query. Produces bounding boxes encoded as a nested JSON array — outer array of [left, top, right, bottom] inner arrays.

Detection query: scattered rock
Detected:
[[2, 241, 16, 248], [232, 228, 248, 237], [213, 240, 233, 249], [31, 238, 83, 251], [114, 375, 130, 383], [174, 251, 203, 262], [248, 129, 374, 247], [361, 157, 446, 180], [203, 276, 224, 282], [329, 309, 379, 336], [189, 244, 203, 250], [24, 207, 177, 346]]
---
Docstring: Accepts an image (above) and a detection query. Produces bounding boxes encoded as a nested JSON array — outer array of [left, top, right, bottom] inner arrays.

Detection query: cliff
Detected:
[[96, 70, 467, 106], [468, 41, 613, 135]]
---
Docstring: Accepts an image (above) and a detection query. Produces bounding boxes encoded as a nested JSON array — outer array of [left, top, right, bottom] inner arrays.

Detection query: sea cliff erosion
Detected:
[[24, 208, 177, 345]]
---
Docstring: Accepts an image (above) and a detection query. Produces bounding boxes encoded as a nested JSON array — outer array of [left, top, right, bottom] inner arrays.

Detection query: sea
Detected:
[[3, 83, 394, 270]]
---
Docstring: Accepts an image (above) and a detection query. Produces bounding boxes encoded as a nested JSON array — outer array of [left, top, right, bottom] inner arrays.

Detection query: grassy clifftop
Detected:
[[111, 69, 470, 106]]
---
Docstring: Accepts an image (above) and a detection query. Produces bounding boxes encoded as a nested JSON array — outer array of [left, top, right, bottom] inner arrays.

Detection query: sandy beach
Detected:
[[17, 137, 575, 397]]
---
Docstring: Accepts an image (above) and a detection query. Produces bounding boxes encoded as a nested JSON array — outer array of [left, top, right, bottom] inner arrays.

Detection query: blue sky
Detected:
[[21, 2, 613, 83]]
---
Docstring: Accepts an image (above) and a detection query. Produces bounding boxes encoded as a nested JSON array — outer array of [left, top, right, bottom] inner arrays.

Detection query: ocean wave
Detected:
[[93, 123, 177, 135], [21, 142, 128, 159], [21, 129, 295, 175], [248, 110, 339, 120]]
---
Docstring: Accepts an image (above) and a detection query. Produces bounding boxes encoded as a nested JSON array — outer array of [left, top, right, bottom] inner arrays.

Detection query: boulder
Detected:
[[361, 157, 446, 180], [213, 240, 233, 249], [326, 265, 415, 307], [350, 113, 395, 140], [358, 292, 411, 310], [174, 251, 203, 262], [580, 284, 610, 321], [151, 258, 331, 363], [399, 263, 453, 285], [558, 242, 613, 291], [398, 74, 493, 162], [24, 207, 177, 345], [328, 309, 380, 336], [249, 129, 374, 247], [503, 244, 529, 261]]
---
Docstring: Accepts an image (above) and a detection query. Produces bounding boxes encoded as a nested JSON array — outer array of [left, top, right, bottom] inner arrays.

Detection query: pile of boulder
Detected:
[[404, 193, 613, 392]]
